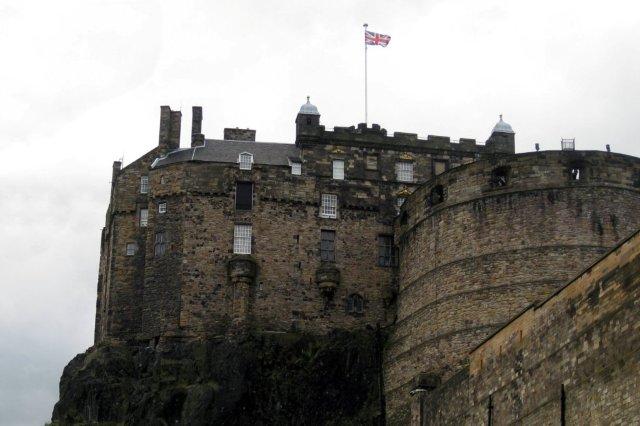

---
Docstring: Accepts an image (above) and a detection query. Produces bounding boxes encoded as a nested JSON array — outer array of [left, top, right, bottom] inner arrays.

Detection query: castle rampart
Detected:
[[384, 150, 640, 423]]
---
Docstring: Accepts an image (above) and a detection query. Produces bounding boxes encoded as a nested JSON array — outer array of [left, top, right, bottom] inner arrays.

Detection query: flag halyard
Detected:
[[365, 30, 391, 47]]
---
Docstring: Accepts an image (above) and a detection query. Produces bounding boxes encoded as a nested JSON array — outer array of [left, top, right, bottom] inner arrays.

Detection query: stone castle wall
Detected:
[[95, 106, 490, 343], [384, 151, 640, 423], [415, 228, 640, 425]]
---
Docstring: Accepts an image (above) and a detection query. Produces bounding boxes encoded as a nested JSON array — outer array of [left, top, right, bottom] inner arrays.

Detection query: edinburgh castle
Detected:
[[52, 99, 640, 425]]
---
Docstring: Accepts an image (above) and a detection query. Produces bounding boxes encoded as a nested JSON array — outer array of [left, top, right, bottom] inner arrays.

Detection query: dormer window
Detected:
[[290, 161, 302, 175], [332, 160, 345, 180], [239, 152, 253, 170]]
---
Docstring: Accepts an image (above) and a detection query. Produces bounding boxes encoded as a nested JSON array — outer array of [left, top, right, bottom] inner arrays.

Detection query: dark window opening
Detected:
[[236, 182, 253, 210], [490, 166, 510, 187], [428, 185, 446, 206], [154, 232, 167, 257], [306, 117, 312, 125], [378, 235, 396, 267], [320, 230, 336, 262], [347, 294, 364, 314], [400, 211, 409, 225]]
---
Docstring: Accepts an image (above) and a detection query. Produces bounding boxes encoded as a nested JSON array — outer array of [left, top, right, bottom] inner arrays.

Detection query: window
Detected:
[[378, 235, 396, 266], [158, 202, 167, 214], [346, 294, 364, 314], [126, 243, 138, 256], [321, 230, 336, 262], [239, 152, 253, 170], [570, 166, 582, 180], [396, 197, 406, 209], [139, 208, 148, 227], [490, 166, 510, 187], [291, 162, 302, 175], [332, 160, 345, 180], [320, 194, 338, 218], [236, 182, 253, 210], [160, 175, 166, 185], [366, 155, 378, 170], [434, 160, 448, 176], [428, 185, 446, 206], [396, 162, 413, 182], [234, 224, 252, 254], [154, 232, 167, 256], [140, 176, 149, 194]]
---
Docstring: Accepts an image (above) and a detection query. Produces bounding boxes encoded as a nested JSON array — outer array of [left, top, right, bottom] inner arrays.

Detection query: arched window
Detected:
[[346, 293, 364, 314]]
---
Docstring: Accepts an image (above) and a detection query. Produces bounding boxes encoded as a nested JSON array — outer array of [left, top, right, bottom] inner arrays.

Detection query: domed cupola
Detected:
[[491, 114, 515, 134], [298, 96, 320, 115], [295, 96, 321, 140]]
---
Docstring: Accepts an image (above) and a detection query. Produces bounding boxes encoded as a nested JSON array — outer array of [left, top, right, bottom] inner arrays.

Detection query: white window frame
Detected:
[[158, 202, 167, 214], [234, 224, 252, 254], [320, 194, 338, 219], [396, 162, 414, 182], [238, 152, 253, 170], [140, 176, 149, 194], [332, 160, 345, 180], [291, 162, 302, 175], [139, 208, 149, 227], [126, 242, 138, 256]]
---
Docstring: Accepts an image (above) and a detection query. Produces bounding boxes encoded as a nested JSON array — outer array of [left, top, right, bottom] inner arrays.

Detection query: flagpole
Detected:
[[363, 23, 368, 125]]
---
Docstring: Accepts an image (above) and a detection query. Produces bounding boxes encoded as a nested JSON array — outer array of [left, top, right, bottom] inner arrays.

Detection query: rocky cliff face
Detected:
[[52, 330, 385, 425]]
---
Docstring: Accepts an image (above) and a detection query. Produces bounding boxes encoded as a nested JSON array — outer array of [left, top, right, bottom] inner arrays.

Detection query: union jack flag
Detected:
[[365, 30, 391, 47]]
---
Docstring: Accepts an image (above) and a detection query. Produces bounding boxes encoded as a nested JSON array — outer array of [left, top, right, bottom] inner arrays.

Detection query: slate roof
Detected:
[[152, 139, 301, 168]]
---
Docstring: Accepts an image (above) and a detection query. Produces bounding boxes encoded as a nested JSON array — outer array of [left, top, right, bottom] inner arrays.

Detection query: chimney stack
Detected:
[[224, 127, 256, 141], [191, 106, 204, 147], [158, 106, 182, 152]]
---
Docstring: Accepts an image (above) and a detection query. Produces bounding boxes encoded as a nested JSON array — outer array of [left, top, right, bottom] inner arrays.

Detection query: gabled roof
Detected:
[[152, 139, 301, 168]]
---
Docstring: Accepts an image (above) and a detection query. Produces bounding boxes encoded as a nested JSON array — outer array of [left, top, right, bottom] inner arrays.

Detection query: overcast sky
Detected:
[[1, 1, 639, 424]]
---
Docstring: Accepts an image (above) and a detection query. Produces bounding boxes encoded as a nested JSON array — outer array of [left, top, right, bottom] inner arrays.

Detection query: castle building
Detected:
[[93, 100, 640, 424]]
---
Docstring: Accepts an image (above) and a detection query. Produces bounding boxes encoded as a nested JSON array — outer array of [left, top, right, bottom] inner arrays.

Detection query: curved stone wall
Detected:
[[384, 151, 640, 422]]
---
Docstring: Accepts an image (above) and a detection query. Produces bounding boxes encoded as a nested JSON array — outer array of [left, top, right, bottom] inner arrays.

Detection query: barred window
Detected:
[[139, 208, 149, 227], [126, 243, 138, 256], [396, 197, 405, 208], [239, 152, 253, 170], [332, 160, 345, 180], [291, 162, 302, 175], [366, 155, 378, 170], [321, 230, 336, 262], [396, 162, 413, 182], [346, 294, 364, 314], [154, 232, 167, 257], [320, 194, 338, 219], [378, 235, 396, 267], [158, 202, 167, 214], [140, 176, 149, 194], [234, 224, 252, 254], [235, 182, 253, 210]]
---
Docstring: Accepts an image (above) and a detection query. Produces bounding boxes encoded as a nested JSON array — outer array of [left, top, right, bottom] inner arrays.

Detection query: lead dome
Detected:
[[299, 96, 320, 115], [492, 114, 515, 134]]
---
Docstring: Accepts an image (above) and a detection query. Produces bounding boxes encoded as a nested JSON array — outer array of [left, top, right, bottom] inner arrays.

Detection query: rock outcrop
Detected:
[[52, 329, 384, 425]]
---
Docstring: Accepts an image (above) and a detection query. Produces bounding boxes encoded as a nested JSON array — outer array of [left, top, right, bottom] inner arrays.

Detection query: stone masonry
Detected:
[[88, 99, 640, 425]]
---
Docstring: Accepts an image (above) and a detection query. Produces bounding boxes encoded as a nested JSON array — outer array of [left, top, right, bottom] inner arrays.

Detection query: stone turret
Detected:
[[485, 114, 515, 154], [295, 96, 321, 141]]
